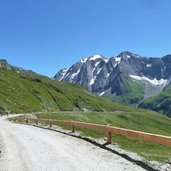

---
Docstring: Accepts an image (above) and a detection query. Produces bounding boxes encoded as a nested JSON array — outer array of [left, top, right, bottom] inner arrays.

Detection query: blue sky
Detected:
[[0, 0, 171, 77]]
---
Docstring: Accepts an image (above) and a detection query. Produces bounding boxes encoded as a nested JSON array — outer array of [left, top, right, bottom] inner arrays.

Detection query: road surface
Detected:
[[0, 115, 146, 171]]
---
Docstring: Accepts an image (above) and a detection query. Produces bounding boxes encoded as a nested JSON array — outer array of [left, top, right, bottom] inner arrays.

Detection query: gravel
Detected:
[[0, 115, 147, 171]]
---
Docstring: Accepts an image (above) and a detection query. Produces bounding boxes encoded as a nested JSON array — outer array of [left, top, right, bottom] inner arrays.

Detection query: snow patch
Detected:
[[92, 68, 96, 73], [146, 64, 152, 67], [64, 72, 70, 78], [89, 78, 95, 85], [115, 57, 121, 63], [71, 69, 80, 79], [114, 63, 118, 68], [89, 55, 102, 61], [99, 89, 110, 96], [126, 55, 131, 58], [104, 59, 109, 63], [80, 58, 88, 63], [97, 68, 102, 75], [95, 61, 101, 67], [59, 68, 68, 81], [130, 75, 168, 86], [107, 73, 111, 77], [112, 56, 121, 68]]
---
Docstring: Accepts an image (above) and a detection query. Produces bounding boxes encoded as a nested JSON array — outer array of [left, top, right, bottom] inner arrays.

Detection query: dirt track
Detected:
[[0, 115, 146, 171]]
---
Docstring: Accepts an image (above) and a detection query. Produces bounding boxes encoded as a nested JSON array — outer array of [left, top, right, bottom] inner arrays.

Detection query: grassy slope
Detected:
[[104, 72, 145, 106], [139, 84, 171, 117], [0, 68, 129, 113], [36, 110, 171, 162]]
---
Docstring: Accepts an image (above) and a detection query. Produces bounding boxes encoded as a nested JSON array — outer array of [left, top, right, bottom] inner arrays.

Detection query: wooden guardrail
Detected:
[[11, 116, 171, 147], [0, 113, 9, 117]]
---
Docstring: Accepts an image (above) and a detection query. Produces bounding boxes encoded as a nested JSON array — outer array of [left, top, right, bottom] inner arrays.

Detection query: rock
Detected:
[[54, 51, 171, 105]]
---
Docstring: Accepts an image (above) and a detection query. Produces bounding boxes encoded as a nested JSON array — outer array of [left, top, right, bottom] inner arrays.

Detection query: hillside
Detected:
[[0, 60, 129, 114], [103, 71, 145, 105], [139, 83, 171, 117]]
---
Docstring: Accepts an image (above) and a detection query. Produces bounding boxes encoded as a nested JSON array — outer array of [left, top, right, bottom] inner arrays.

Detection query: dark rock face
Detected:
[[0, 59, 12, 69], [54, 55, 109, 92], [54, 51, 171, 102], [0, 59, 35, 74], [162, 55, 171, 78]]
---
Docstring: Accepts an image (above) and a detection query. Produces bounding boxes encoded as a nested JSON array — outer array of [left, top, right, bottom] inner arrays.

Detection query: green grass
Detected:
[[103, 72, 145, 106], [0, 68, 130, 113], [140, 84, 171, 117], [36, 111, 171, 162]]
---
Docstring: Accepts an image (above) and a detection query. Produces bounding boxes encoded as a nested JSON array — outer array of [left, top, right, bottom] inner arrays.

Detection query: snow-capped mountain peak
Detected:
[[54, 51, 171, 105], [80, 58, 88, 63], [115, 56, 122, 63], [88, 55, 102, 61]]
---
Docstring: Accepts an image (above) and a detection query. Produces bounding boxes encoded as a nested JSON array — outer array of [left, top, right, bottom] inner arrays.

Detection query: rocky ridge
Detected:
[[55, 51, 171, 105]]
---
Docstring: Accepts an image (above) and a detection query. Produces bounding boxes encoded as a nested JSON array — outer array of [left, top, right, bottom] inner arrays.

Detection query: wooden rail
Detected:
[[0, 113, 9, 117], [11, 116, 171, 147]]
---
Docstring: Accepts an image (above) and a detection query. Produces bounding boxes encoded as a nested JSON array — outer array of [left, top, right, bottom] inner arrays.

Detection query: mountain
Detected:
[[139, 83, 171, 117], [0, 59, 35, 74], [0, 59, 129, 114], [54, 52, 171, 106]]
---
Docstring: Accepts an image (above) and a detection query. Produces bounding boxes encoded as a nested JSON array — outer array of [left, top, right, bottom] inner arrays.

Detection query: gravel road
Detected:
[[0, 115, 146, 171]]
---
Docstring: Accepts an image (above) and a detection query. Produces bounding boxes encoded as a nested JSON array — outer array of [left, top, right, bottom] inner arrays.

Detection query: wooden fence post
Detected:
[[26, 119, 28, 124], [107, 124, 112, 144], [49, 123, 52, 127], [70, 121, 75, 133], [107, 132, 112, 144], [36, 120, 38, 125], [70, 120, 75, 133], [71, 125, 75, 133]]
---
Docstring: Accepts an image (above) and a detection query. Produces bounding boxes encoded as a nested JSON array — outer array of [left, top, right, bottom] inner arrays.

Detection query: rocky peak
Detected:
[[118, 51, 133, 57], [80, 55, 108, 63], [0, 59, 12, 69], [54, 68, 68, 81], [0, 58, 34, 75], [54, 52, 171, 105], [117, 51, 142, 59], [0, 59, 8, 63]]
